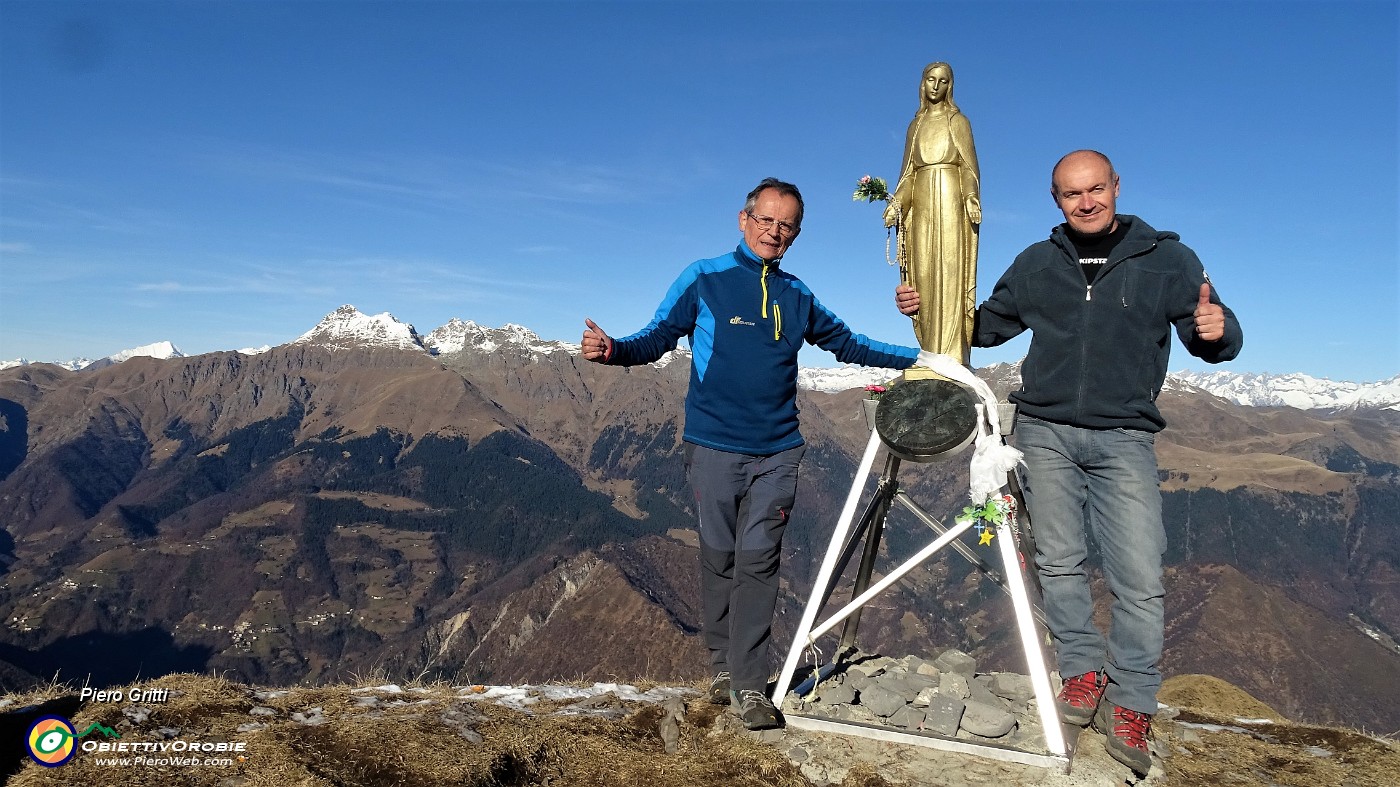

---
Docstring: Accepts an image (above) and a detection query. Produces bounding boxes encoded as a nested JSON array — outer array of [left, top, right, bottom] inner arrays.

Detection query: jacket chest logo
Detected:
[[729, 316, 756, 326]]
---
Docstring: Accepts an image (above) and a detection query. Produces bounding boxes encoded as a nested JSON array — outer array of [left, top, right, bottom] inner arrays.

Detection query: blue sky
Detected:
[[2, 1, 1396, 382]]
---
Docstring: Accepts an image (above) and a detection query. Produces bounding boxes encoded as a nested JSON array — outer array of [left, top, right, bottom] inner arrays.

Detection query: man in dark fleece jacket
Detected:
[[582, 178, 919, 731], [897, 150, 1242, 775]]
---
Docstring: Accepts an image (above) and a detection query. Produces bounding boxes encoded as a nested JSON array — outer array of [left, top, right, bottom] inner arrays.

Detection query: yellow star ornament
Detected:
[[978, 529, 995, 546]]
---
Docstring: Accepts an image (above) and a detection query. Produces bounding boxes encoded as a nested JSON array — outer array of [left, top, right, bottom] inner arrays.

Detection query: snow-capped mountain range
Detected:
[[4, 306, 1396, 411], [293, 305, 425, 351], [1171, 369, 1400, 411], [0, 340, 186, 372], [423, 317, 577, 357]]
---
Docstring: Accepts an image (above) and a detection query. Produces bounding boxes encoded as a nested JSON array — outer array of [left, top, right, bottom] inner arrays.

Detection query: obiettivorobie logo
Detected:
[[23, 685, 248, 769], [26, 715, 120, 767], [24, 713, 246, 769]]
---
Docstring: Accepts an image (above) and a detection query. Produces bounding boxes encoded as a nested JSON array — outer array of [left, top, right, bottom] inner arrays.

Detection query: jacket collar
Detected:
[[1051, 214, 1165, 263], [736, 241, 782, 272]]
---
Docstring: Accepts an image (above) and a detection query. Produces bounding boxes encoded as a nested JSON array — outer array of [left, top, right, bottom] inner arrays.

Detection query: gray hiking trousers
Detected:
[[685, 442, 805, 694]]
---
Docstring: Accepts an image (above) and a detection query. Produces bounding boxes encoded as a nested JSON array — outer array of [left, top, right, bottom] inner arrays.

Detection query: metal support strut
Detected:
[[771, 420, 1069, 771]]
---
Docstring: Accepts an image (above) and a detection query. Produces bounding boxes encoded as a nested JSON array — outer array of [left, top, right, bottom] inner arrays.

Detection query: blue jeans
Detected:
[[1014, 415, 1166, 715]]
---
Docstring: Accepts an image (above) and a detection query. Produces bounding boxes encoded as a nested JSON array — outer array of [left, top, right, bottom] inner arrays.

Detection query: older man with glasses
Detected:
[[581, 177, 920, 729]]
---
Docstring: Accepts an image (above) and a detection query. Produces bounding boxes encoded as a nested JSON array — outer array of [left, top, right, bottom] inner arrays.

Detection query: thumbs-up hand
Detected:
[[581, 318, 611, 363], [1193, 282, 1225, 342]]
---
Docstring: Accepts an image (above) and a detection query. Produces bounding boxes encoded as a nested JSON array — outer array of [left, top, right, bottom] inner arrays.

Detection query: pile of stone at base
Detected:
[[781, 648, 1056, 755]]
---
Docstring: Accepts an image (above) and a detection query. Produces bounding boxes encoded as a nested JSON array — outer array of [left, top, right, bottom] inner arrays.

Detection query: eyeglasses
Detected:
[[746, 211, 800, 237]]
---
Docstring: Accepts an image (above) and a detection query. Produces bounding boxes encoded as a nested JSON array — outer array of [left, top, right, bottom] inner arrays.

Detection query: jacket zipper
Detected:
[[761, 263, 780, 340], [1070, 237, 1157, 419], [761, 263, 770, 318]]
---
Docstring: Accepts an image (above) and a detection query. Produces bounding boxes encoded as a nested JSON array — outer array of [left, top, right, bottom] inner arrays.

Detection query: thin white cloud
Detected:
[[125, 255, 566, 314], [134, 280, 311, 295], [283, 256, 556, 290], [133, 264, 334, 298], [187, 138, 677, 212], [0, 175, 178, 236]]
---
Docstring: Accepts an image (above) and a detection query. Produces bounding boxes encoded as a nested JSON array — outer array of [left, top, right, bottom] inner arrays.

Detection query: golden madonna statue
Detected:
[[884, 61, 980, 364]]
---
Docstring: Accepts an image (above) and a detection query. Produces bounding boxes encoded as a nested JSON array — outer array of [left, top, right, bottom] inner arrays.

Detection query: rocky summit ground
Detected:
[[2, 673, 1397, 786]]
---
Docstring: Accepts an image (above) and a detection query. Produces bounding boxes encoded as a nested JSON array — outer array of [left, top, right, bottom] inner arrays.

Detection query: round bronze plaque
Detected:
[[874, 378, 979, 462]]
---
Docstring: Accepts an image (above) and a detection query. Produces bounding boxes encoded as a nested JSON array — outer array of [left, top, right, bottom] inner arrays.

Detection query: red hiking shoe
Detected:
[[1094, 702, 1154, 776], [1055, 670, 1106, 726]]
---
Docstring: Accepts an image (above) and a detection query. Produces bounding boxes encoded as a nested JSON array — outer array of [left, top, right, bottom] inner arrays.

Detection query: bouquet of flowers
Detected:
[[863, 384, 887, 400], [852, 175, 890, 203], [852, 174, 902, 270]]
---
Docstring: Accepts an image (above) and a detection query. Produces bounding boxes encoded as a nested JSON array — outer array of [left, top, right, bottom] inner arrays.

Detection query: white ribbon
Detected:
[[915, 351, 1023, 505]]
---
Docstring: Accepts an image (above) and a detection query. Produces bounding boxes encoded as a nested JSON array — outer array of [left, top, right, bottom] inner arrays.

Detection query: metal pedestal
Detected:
[[771, 421, 1069, 771]]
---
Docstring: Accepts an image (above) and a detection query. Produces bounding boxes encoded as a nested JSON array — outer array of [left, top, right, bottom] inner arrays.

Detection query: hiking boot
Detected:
[[1055, 670, 1106, 726], [707, 672, 731, 705], [1094, 701, 1154, 776], [730, 689, 783, 730]]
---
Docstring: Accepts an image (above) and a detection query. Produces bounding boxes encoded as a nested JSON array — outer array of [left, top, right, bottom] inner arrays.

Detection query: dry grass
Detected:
[[1159, 673, 1284, 720], [5, 674, 812, 787], [6, 673, 1397, 786], [1164, 708, 1400, 787]]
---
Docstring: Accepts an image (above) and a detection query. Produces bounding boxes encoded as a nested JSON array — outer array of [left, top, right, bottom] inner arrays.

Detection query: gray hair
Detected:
[[743, 177, 804, 227]]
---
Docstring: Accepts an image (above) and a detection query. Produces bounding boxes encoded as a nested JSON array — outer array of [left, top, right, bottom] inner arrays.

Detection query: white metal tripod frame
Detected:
[[805, 515, 976, 643], [771, 428, 1068, 768], [995, 521, 1065, 757], [772, 428, 884, 708]]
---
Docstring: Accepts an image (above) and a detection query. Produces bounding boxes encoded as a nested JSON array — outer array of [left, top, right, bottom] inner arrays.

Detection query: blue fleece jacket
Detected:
[[607, 242, 919, 454]]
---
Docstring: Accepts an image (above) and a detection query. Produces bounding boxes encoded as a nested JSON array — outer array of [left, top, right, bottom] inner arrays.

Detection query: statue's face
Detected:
[[923, 66, 951, 104], [738, 188, 801, 262], [1052, 154, 1120, 236]]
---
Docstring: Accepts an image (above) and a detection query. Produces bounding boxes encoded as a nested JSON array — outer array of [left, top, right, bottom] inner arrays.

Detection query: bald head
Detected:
[[1051, 150, 1116, 193], [1050, 150, 1120, 236]]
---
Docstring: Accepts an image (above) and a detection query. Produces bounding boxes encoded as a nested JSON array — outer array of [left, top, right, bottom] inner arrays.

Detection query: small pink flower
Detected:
[[860, 175, 872, 184], [864, 384, 886, 393]]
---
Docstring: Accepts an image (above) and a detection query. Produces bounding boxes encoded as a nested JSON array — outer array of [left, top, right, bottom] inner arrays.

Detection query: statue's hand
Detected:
[[966, 195, 982, 225], [882, 199, 899, 228]]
